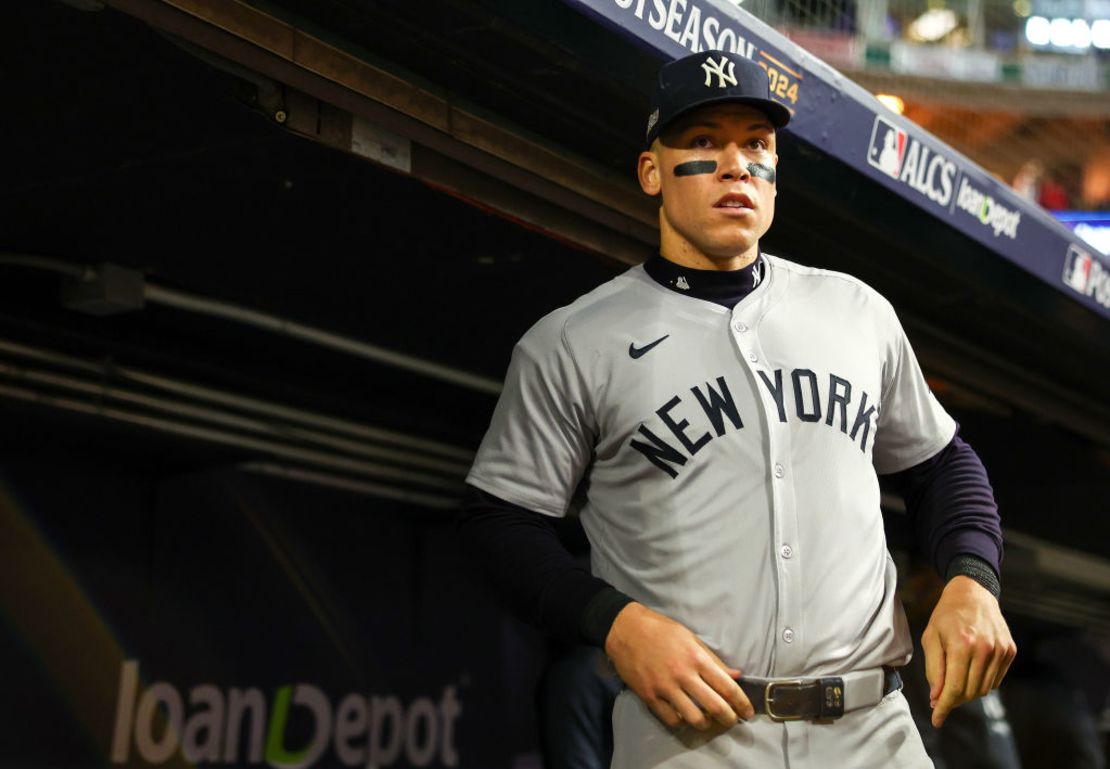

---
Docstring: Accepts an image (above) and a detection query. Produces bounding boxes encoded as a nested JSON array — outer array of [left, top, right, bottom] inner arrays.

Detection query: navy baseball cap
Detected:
[[645, 50, 791, 148]]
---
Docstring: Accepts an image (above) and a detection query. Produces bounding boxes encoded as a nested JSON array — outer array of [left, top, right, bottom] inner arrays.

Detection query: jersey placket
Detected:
[[728, 304, 806, 677]]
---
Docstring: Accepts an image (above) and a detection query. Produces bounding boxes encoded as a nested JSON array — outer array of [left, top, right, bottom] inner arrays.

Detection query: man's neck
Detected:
[[659, 242, 760, 272], [642, 252, 766, 310]]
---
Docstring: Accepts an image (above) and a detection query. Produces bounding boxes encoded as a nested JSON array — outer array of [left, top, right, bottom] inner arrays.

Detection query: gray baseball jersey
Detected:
[[467, 253, 951, 767]]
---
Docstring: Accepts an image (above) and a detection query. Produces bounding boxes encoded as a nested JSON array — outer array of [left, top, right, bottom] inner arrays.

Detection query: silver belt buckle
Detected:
[[764, 679, 806, 722]]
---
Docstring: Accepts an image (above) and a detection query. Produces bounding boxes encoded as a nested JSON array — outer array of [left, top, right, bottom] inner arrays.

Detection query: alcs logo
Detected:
[[867, 116, 958, 208], [1062, 244, 1110, 308]]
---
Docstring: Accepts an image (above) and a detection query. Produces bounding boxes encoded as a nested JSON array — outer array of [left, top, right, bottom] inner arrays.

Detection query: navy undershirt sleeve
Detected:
[[456, 485, 631, 647], [885, 428, 1004, 596]]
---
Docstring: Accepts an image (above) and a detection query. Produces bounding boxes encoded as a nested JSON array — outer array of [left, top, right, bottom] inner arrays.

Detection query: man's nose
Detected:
[[717, 145, 750, 181]]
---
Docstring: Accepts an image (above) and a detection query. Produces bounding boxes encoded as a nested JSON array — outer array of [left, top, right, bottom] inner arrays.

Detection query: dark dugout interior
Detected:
[[1, 2, 1108, 766]]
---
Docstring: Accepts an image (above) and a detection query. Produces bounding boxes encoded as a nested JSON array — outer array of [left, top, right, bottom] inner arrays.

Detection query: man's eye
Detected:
[[749, 139, 768, 150], [692, 136, 713, 149]]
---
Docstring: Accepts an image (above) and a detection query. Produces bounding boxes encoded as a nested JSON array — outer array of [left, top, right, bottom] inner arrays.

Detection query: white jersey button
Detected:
[[773, 463, 785, 478], [782, 627, 795, 643], [780, 544, 793, 559], [746, 352, 758, 363], [733, 321, 747, 332]]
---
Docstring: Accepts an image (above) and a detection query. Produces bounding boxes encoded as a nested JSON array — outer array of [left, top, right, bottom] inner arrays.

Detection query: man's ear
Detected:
[[637, 150, 662, 197]]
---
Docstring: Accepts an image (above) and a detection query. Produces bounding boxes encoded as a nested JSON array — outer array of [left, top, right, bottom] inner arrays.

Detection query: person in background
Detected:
[[1000, 630, 1107, 769], [1037, 171, 1070, 211], [536, 517, 621, 769], [1012, 160, 1043, 203]]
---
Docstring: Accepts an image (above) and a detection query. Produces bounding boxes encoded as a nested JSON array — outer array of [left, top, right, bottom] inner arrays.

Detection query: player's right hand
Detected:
[[604, 602, 754, 730]]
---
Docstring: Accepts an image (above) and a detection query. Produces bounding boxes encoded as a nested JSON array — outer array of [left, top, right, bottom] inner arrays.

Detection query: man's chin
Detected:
[[701, 243, 759, 262], [703, 248, 751, 260]]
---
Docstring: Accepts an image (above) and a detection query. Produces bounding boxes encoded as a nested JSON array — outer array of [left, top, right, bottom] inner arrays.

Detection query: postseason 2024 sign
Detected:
[[559, 0, 1110, 319]]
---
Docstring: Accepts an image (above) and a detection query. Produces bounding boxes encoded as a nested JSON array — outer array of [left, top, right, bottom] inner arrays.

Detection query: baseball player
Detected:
[[459, 50, 1015, 768]]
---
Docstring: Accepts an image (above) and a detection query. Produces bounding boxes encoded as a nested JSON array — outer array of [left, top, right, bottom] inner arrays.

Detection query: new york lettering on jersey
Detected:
[[576, 271, 885, 483], [629, 366, 879, 479]]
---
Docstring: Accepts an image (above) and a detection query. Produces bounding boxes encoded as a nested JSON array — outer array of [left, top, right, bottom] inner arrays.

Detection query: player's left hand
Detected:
[[921, 575, 1016, 728]]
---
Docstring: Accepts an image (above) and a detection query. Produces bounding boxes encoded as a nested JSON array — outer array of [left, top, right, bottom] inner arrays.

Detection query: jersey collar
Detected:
[[642, 251, 765, 310]]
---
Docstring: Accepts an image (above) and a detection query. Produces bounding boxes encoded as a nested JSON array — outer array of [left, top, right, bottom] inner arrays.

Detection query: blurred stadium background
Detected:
[[1, 1, 1107, 768], [755, 0, 1110, 246]]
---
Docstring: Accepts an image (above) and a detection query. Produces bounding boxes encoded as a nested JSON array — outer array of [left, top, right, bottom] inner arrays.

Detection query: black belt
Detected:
[[738, 667, 902, 722]]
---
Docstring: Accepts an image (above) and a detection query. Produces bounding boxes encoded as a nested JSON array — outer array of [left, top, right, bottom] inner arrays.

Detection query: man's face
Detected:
[[638, 103, 778, 265]]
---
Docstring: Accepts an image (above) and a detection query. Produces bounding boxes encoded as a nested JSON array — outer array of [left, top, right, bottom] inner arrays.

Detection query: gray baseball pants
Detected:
[[610, 687, 934, 768]]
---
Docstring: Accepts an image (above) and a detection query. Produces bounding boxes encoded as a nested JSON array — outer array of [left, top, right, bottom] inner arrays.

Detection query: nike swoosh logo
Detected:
[[628, 335, 670, 359]]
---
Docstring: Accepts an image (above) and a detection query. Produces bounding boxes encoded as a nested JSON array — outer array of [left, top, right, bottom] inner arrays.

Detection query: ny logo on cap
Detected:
[[701, 55, 738, 88]]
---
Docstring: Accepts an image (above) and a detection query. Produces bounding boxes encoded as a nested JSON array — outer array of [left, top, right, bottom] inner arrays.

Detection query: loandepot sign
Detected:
[[110, 661, 462, 768]]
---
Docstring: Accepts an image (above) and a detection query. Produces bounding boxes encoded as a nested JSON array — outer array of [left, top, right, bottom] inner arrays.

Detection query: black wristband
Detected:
[[945, 554, 1001, 598], [580, 586, 635, 648]]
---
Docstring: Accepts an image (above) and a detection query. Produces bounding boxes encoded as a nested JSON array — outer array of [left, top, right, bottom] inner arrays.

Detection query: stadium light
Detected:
[[1071, 18, 1092, 48], [1012, 0, 1032, 17], [908, 8, 959, 41], [1025, 16, 1051, 45], [1093, 19, 1110, 48], [876, 94, 905, 114], [1049, 16, 1074, 46], [1027, 14, 1100, 48]]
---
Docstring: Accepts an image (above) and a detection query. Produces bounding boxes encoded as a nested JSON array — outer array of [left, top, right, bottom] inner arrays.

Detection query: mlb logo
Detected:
[[1062, 244, 1092, 293], [867, 117, 907, 178]]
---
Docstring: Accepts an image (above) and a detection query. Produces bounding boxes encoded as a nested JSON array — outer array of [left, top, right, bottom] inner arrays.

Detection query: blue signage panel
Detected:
[[1, 462, 544, 769], [560, 0, 1110, 320]]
